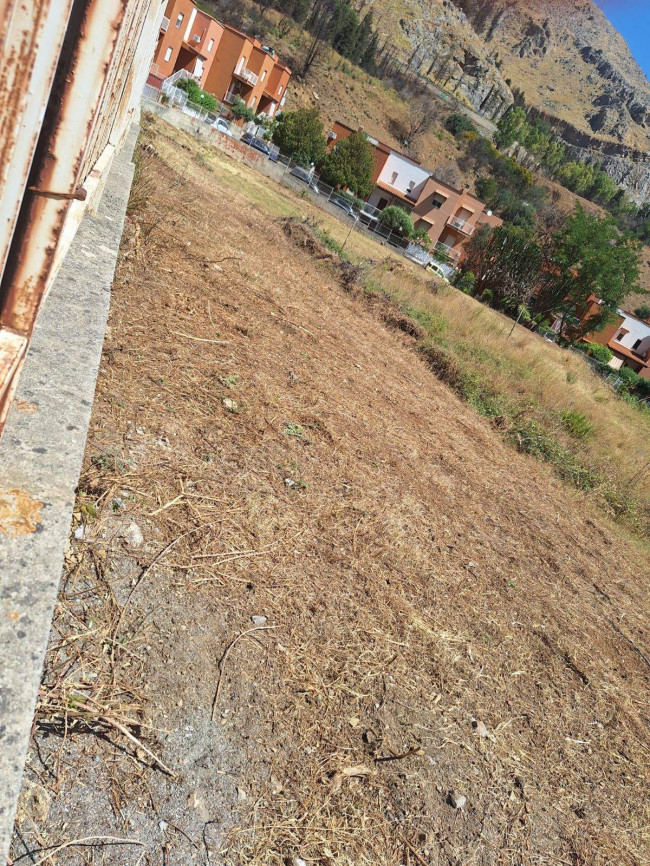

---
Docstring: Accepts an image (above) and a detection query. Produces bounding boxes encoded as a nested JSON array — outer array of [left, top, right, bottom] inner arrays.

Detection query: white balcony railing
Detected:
[[447, 215, 474, 235], [234, 65, 259, 86], [224, 88, 237, 104], [160, 16, 170, 32]]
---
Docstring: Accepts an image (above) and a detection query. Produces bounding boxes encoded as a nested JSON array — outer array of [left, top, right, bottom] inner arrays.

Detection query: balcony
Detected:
[[160, 16, 170, 32], [233, 65, 259, 87], [435, 241, 461, 262], [447, 215, 474, 236], [224, 88, 240, 104]]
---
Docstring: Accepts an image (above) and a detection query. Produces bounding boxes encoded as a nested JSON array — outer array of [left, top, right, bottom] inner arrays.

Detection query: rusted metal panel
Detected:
[[0, 0, 132, 336], [0, 327, 27, 426], [0, 0, 74, 287], [0, 0, 163, 430]]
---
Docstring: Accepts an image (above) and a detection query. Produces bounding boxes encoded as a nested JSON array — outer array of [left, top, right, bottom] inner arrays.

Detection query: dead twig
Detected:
[[172, 331, 228, 345], [210, 626, 278, 720], [398, 832, 430, 866], [374, 746, 422, 763], [27, 835, 145, 866], [37, 692, 176, 777]]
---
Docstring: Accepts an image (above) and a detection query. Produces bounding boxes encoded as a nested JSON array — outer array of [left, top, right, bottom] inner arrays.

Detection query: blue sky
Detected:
[[595, 1, 650, 80]]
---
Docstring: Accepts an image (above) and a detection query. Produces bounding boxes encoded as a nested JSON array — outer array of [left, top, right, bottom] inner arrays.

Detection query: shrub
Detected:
[[617, 366, 643, 393], [584, 342, 613, 364], [446, 113, 476, 137], [230, 95, 256, 123], [634, 303, 650, 321], [560, 410, 594, 439], [379, 205, 415, 237], [454, 271, 476, 294], [174, 77, 217, 113]]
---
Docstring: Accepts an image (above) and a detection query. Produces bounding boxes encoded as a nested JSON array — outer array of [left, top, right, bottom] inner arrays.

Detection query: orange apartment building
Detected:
[[202, 24, 291, 118], [327, 121, 501, 263], [410, 178, 502, 263], [150, 0, 223, 88], [149, 4, 291, 118]]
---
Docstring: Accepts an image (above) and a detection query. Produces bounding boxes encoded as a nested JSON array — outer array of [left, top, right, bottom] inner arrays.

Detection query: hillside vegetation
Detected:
[[200, 0, 650, 299]]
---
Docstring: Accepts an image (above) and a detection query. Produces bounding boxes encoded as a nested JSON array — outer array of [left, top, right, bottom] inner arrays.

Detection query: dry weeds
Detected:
[[11, 114, 650, 866]]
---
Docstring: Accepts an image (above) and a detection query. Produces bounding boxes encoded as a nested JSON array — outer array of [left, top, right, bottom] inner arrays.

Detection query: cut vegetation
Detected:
[[11, 114, 649, 866]]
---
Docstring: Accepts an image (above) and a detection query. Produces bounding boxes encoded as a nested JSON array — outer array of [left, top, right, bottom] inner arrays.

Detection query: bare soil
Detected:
[[10, 116, 650, 866]]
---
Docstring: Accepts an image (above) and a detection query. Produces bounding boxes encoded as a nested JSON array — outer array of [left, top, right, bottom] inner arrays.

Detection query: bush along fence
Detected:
[[141, 89, 449, 274]]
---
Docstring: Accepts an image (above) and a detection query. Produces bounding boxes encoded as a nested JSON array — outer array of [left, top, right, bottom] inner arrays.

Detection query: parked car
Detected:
[[213, 117, 232, 136], [330, 194, 359, 221], [241, 132, 278, 161], [425, 261, 449, 281], [290, 165, 319, 191]]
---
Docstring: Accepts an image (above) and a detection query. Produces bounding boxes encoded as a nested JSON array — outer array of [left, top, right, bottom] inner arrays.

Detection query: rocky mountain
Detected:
[[382, 0, 650, 203]]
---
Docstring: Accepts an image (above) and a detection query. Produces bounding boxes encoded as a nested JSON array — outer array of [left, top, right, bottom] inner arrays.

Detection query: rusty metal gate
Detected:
[[0, 0, 165, 428]]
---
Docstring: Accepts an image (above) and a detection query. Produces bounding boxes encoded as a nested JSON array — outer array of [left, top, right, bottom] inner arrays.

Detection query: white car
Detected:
[[213, 118, 232, 136]]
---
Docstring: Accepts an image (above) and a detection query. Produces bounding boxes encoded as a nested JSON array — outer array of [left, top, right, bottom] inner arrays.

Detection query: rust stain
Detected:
[[5, 610, 20, 622], [0, 488, 43, 537], [13, 400, 38, 413]]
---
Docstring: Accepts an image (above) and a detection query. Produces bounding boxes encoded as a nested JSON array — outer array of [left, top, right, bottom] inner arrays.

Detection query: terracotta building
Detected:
[[150, 0, 223, 88], [202, 24, 290, 118], [328, 121, 502, 263], [583, 300, 650, 378], [148, 5, 291, 114], [410, 178, 502, 264]]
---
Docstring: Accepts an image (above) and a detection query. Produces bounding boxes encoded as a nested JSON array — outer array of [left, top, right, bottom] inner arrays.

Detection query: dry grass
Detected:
[[11, 114, 650, 866], [164, 118, 650, 529], [372, 268, 650, 513]]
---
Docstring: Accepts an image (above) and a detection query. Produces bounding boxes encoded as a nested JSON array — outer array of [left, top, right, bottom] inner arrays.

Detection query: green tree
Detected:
[[535, 204, 641, 338], [445, 113, 477, 137], [461, 223, 543, 310], [272, 107, 326, 165], [584, 342, 613, 363], [318, 130, 375, 197], [634, 304, 650, 321], [494, 105, 527, 149], [475, 176, 498, 203], [379, 205, 415, 237]]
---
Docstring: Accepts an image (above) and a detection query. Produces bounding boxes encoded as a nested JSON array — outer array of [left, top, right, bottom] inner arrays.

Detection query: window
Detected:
[[207, 38, 214, 52], [278, 85, 283, 95], [261, 70, 267, 81], [175, 12, 184, 27], [431, 194, 447, 210], [407, 180, 415, 192], [164, 45, 173, 62], [614, 328, 629, 342], [251, 96, 256, 106], [633, 338, 642, 350], [390, 171, 398, 185]]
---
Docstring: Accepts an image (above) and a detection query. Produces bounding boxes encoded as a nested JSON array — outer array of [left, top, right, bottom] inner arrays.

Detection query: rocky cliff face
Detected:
[[447, 0, 650, 202], [385, 0, 649, 203]]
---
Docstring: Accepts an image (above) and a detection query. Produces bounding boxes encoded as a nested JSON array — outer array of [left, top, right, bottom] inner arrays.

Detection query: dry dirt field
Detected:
[[10, 115, 650, 866]]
